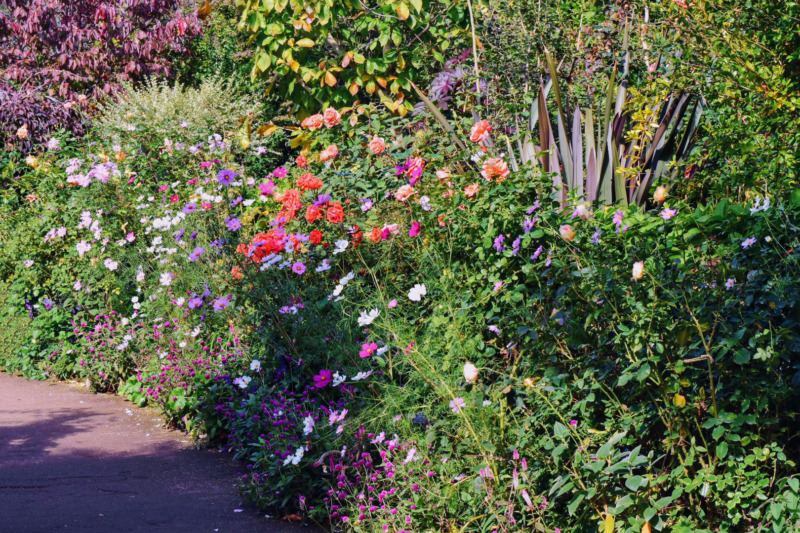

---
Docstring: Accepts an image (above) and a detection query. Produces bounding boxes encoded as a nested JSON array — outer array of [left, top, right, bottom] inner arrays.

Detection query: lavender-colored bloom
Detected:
[[217, 169, 238, 185], [511, 237, 521, 255], [188, 247, 205, 262], [526, 200, 541, 214], [230, 196, 243, 207], [531, 245, 543, 260], [189, 231, 199, 240], [591, 229, 601, 245], [314, 193, 332, 207], [183, 202, 197, 214], [449, 397, 466, 414], [612, 209, 624, 226], [226, 217, 241, 231], [188, 296, 204, 309], [660, 208, 677, 220], [545, 249, 553, 267], [419, 195, 431, 211], [210, 239, 226, 248], [522, 217, 536, 233], [360, 198, 374, 212], [741, 237, 757, 249], [725, 278, 735, 290], [488, 325, 501, 335], [292, 262, 306, 275], [493, 234, 505, 253], [213, 295, 232, 311], [174, 227, 186, 242]]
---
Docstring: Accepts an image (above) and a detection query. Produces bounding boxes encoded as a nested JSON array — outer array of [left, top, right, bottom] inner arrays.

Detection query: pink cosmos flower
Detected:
[[449, 397, 466, 413], [359, 342, 378, 358], [409, 221, 421, 237]]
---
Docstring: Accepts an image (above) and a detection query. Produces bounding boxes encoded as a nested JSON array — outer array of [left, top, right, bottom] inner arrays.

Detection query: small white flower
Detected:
[[250, 360, 261, 371], [332, 372, 346, 387], [22, 260, 34, 267], [159, 272, 173, 286], [357, 308, 380, 326], [302, 415, 315, 436], [73, 280, 82, 291], [234, 376, 252, 389], [408, 283, 427, 301], [283, 446, 305, 466], [104, 258, 118, 271], [333, 240, 349, 254], [352, 370, 373, 381]]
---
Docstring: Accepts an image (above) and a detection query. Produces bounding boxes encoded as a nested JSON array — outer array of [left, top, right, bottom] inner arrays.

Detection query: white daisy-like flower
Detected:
[[333, 240, 349, 254], [302, 415, 315, 436], [357, 308, 380, 326], [408, 283, 427, 302], [250, 360, 261, 371]]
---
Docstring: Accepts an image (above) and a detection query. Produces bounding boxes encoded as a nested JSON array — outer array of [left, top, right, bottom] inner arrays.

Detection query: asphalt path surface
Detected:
[[0, 371, 312, 533]]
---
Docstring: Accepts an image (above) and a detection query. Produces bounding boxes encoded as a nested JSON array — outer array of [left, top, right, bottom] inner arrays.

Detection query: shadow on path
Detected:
[[0, 372, 314, 533]]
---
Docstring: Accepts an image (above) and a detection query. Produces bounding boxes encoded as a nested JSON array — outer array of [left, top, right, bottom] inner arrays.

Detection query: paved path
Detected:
[[0, 372, 310, 533]]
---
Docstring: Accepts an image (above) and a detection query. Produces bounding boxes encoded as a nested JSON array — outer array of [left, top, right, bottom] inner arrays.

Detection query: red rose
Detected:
[[327, 202, 344, 224], [309, 230, 323, 245]]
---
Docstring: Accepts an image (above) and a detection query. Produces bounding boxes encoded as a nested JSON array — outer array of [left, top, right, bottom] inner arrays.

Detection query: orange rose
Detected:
[[368, 227, 383, 242], [320, 144, 339, 162], [282, 188, 302, 210], [369, 136, 386, 154], [309, 229, 323, 245], [298, 172, 323, 190], [301, 114, 324, 130], [395, 184, 415, 202], [327, 202, 345, 224], [464, 183, 480, 197], [469, 120, 492, 143], [480, 157, 510, 182], [305, 205, 323, 224]]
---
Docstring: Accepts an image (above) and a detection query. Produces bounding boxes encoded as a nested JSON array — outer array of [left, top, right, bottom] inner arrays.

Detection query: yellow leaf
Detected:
[[349, 82, 359, 96], [290, 60, 300, 73], [642, 521, 652, 533], [297, 38, 315, 48], [366, 80, 376, 95], [324, 71, 337, 86], [396, 3, 410, 20], [376, 77, 388, 88], [604, 514, 615, 533], [256, 124, 280, 137], [673, 393, 686, 407]]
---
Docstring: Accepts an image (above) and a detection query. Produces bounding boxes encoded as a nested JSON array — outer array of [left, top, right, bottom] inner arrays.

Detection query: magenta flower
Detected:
[[313, 370, 332, 388], [409, 221, 421, 237], [292, 262, 306, 275], [359, 342, 378, 358], [388, 299, 398, 308]]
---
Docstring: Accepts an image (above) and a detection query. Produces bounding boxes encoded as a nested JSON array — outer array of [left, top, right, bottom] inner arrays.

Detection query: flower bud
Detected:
[[632, 261, 645, 281], [463, 362, 478, 383], [559, 224, 576, 242], [653, 186, 667, 203]]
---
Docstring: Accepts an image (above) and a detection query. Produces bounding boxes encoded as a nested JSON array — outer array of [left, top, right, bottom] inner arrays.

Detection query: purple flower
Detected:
[[493, 234, 505, 253], [212, 295, 232, 311], [545, 249, 553, 267], [272, 166, 288, 178], [493, 281, 503, 291], [188, 247, 205, 261], [612, 209, 624, 227], [217, 169, 238, 185], [531, 245, 543, 260], [173, 227, 186, 242], [183, 202, 197, 214], [230, 196, 243, 207], [189, 231, 199, 240], [526, 201, 541, 214], [488, 325, 501, 335], [591, 229, 601, 245], [314, 193, 332, 207], [660, 207, 677, 220], [522, 217, 536, 233], [741, 237, 757, 249], [313, 370, 332, 388], [725, 278, 735, 290], [449, 397, 466, 413], [188, 296, 204, 309], [226, 217, 241, 231], [292, 262, 306, 275], [511, 237, 521, 255], [360, 198, 374, 212]]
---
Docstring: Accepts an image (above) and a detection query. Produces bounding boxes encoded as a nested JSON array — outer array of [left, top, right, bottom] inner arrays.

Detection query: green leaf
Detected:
[[553, 421, 570, 438], [625, 475, 646, 491], [409, 0, 422, 13], [716, 442, 729, 459]]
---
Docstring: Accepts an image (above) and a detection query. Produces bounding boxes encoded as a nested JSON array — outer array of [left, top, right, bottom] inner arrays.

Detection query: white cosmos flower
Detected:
[[303, 416, 315, 436], [333, 240, 349, 254], [332, 372, 346, 387], [352, 370, 373, 381], [284, 447, 305, 466], [408, 283, 427, 301], [250, 360, 261, 371], [357, 308, 380, 326], [159, 272, 173, 286], [234, 376, 252, 389]]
